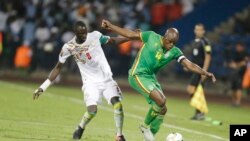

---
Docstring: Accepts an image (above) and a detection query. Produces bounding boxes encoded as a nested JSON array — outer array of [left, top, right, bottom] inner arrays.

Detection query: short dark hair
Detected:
[[74, 21, 86, 30], [195, 23, 205, 29]]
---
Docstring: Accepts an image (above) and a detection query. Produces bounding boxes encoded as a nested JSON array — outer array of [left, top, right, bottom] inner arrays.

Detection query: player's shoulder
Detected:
[[171, 46, 183, 53], [141, 31, 159, 40], [64, 37, 76, 48], [142, 31, 157, 35], [89, 30, 102, 37], [201, 37, 211, 45]]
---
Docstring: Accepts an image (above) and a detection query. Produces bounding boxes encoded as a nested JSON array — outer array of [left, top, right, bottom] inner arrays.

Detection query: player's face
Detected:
[[163, 39, 174, 50], [194, 25, 205, 38], [163, 28, 178, 50], [75, 26, 87, 43]]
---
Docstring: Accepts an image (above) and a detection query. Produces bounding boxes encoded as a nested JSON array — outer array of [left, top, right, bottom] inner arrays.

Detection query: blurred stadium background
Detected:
[[0, 0, 250, 141]]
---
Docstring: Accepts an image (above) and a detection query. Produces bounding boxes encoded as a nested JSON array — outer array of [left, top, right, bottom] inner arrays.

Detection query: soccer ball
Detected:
[[166, 132, 183, 141]]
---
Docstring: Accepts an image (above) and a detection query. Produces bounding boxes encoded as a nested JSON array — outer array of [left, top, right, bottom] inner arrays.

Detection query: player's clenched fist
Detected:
[[101, 19, 111, 29], [33, 88, 43, 100]]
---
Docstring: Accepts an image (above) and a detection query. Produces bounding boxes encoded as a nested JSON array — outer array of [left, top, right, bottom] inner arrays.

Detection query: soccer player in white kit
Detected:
[[33, 21, 127, 141]]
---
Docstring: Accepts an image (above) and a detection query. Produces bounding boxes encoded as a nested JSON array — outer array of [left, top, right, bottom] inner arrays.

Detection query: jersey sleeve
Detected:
[[59, 44, 71, 63], [99, 35, 110, 44], [92, 30, 111, 45], [174, 47, 186, 63], [140, 31, 155, 43], [202, 39, 212, 53]]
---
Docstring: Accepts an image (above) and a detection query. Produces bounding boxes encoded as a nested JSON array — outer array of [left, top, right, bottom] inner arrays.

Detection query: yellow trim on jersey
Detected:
[[204, 45, 211, 52], [135, 75, 150, 94], [139, 32, 143, 41], [131, 44, 145, 75]]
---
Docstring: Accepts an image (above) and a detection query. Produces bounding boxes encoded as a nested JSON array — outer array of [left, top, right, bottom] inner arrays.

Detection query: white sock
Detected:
[[114, 102, 124, 136], [79, 112, 96, 129]]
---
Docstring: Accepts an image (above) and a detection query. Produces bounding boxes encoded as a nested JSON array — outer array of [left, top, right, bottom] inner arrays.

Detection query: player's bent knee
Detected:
[[156, 97, 166, 107], [150, 90, 166, 107], [160, 105, 167, 115], [87, 105, 98, 113]]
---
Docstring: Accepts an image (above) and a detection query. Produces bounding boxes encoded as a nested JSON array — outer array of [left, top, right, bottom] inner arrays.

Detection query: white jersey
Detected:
[[59, 31, 113, 83]]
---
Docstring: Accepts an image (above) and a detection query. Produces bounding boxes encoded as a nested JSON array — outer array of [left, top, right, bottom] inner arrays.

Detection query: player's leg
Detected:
[[231, 74, 243, 107], [129, 75, 161, 141], [148, 89, 167, 135], [103, 81, 125, 141], [73, 85, 100, 139], [111, 96, 126, 141], [187, 74, 204, 120], [148, 82, 167, 135], [79, 105, 97, 129]]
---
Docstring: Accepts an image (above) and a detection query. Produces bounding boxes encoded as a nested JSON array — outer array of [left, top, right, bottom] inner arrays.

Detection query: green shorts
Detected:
[[128, 74, 163, 104]]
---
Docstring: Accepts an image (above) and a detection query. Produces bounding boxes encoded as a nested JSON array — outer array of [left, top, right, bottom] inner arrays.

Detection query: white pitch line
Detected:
[[0, 81, 229, 141], [132, 105, 212, 127], [0, 118, 137, 134]]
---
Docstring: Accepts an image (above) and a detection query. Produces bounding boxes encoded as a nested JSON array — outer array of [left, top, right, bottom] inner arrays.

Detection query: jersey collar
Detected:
[[73, 35, 88, 47]]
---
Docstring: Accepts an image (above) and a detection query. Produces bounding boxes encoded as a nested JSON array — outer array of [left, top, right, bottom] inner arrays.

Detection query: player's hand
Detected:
[[33, 88, 43, 100], [101, 19, 111, 30], [206, 72, 216, 83]]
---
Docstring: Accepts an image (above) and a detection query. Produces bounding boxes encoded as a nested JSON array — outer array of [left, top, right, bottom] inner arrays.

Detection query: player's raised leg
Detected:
[[148, 90, 167, 135], [139, 89, 167, 141]]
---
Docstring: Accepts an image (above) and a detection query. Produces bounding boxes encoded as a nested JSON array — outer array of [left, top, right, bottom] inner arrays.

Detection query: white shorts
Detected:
[[82, 80, 123, 106]]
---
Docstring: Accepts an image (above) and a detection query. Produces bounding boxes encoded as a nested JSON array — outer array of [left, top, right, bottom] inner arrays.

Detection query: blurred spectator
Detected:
[[234, 7, 250, 35], [151, 1, 166, 26], [0, 0, 198, 74], [14, 41, 32, 69], [242, 58, 250, 95], [167, 0, 183, 22], [118, 41, 132, 76], [228, 42, 248, 107], [0, 6, 8, 33], [22, 18, 36, 44], [0, 32, 3, 56], [180, 0, 194, 15], [35, 20, 50, 46]]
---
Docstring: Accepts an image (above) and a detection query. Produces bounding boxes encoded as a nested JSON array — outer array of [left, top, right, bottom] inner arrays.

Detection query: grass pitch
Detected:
[[0, 80, 249, 141]]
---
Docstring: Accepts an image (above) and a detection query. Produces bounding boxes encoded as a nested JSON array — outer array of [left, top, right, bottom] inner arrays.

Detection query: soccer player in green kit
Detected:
[[102, 19, 216, 141]]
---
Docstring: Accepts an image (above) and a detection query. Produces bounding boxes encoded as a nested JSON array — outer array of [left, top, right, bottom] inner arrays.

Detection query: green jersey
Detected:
[[129, 31, 185, 76]]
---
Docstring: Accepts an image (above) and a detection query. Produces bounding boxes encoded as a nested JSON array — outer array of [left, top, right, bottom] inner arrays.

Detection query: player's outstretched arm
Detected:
[[33, 62, 64, 100], [101, 19, 140, 40], [108, 37, 130, 45], [181, 58, 216, 83]]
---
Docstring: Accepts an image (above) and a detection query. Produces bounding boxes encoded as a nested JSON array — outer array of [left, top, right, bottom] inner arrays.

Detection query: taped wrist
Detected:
[[40, 79, 51, 91]]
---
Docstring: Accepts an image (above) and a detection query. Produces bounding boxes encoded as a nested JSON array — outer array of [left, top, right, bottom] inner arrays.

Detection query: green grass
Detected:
[[0, 80, 249, 141]]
